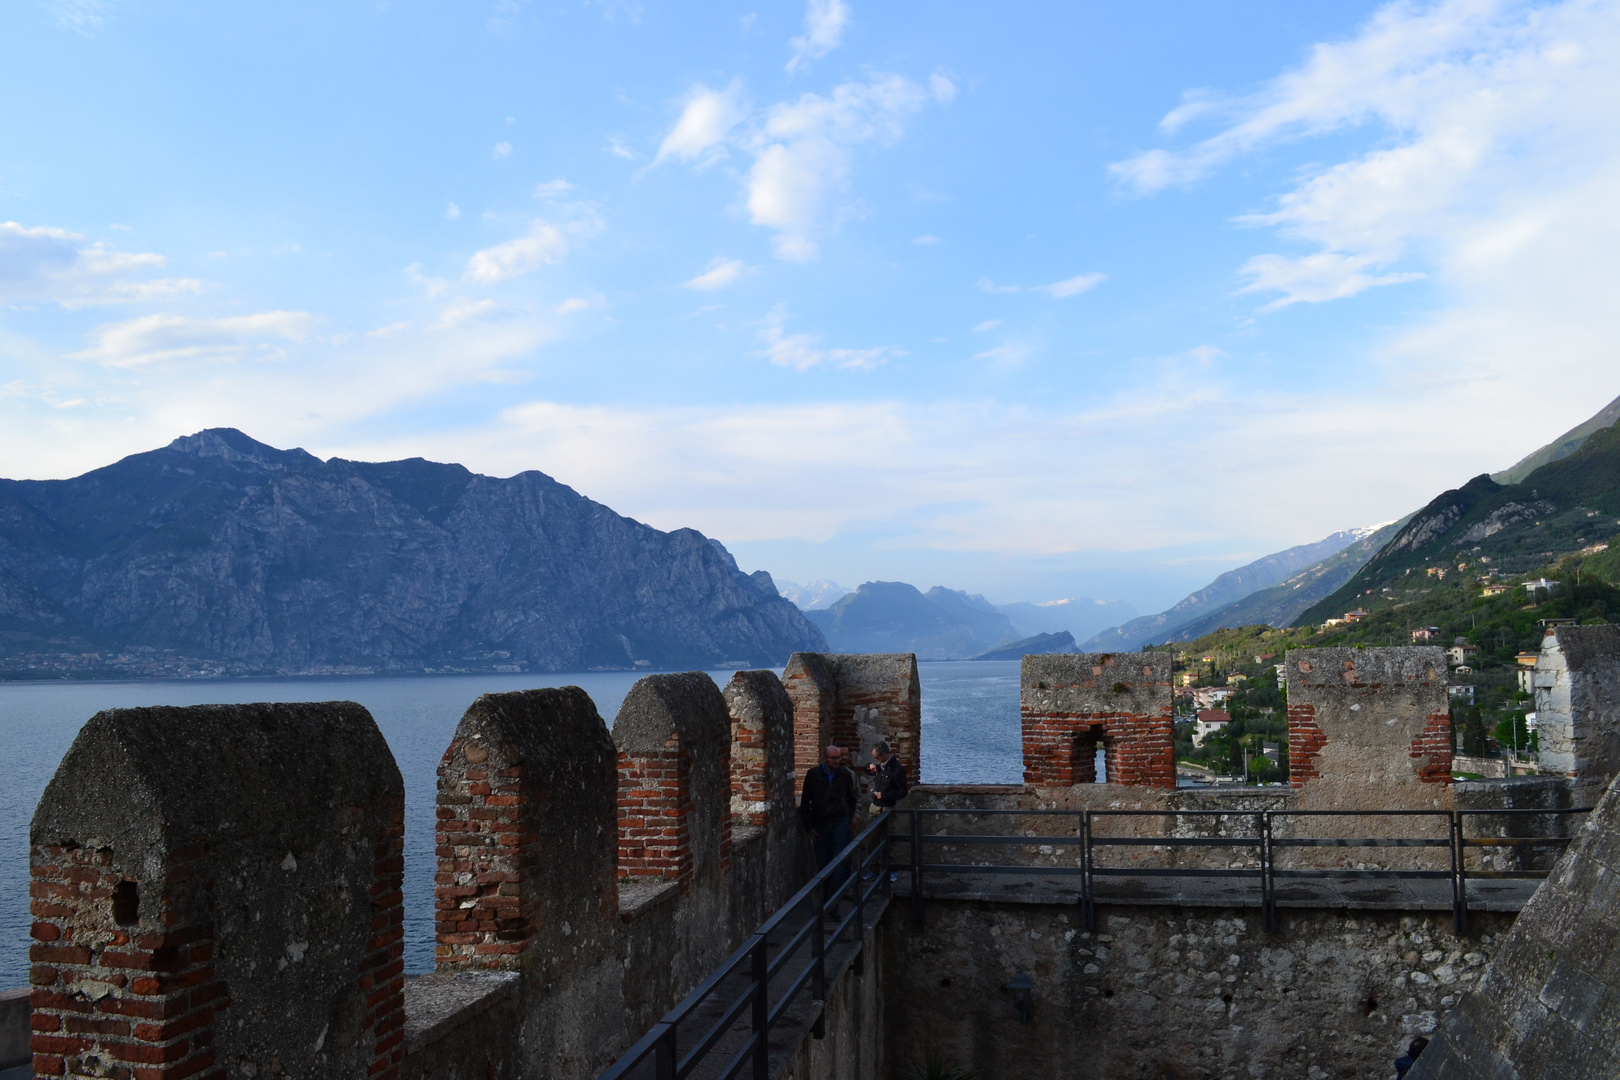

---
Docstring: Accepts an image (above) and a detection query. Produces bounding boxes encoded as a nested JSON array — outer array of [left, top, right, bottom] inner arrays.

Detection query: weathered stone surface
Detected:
[[1408, 771, 1620, 1080], [1533, 624, 1620, 806], [1021, 652, 1175, 788], [783, 653, 922, 784], [30, 702, 404, 1080], [401, 971, 518, 1080], [723, 670, 801, 912], [885, 903, 1510, 1080], [1286, 647, 1451, 805]]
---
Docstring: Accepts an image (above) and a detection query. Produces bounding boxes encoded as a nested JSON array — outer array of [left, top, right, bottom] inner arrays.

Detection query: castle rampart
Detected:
[[1020, 652, 1176, 788], [16, 644, 1620, 1080]]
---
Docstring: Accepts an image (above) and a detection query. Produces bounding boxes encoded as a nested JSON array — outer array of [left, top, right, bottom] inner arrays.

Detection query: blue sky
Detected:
[[4, 0, 1619, 613]]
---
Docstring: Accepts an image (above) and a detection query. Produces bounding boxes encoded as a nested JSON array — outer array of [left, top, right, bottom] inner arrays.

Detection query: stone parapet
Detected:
[[782, 653, 921, 784], [1533, 624, 1620, 806], [29, 702, 404, 1080], [1284, 647, 1451, 801], [1020, 652, 1175, 788]]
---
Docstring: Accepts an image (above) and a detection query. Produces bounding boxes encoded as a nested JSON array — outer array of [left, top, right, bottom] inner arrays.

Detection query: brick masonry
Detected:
[[782, 653, 923, 786], [1285, 648, 1451, 798], [29, 702, 404, 1080], [1020, 653, 1176, 789]]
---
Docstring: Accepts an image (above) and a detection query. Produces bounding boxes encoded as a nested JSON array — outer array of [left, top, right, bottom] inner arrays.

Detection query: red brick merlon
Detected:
[[1284, 647, 1451, 791], [434, 688, 618, 972], [29, 702, 405, 1080], [1021, 653, 1176, 789], [782, 653, 922, 785], [613, 673, 734, 893]]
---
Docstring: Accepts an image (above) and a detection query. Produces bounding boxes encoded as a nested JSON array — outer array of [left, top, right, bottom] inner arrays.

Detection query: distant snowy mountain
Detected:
[[996, 597, 1136, 641], [775, 579, 851, 610]]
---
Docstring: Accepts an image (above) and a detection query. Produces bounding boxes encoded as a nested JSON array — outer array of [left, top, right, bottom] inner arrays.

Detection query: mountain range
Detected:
[[0, 429, 826, 678]]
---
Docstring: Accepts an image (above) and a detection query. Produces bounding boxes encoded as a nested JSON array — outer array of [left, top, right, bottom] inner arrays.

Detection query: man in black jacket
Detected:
[[800, 744, 859, 891], [865, 740, 908, 816]]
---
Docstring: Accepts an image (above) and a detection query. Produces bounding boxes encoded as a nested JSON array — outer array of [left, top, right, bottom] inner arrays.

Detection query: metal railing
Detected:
[[598, 811, 894, 1080], [599, 802, 1589, 1079], [903, 806, 1592, 935]]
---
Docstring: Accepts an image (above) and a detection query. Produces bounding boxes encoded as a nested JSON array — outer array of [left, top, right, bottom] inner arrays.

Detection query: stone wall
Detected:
[[1533, 624, 1620, 807], [1409, 772, 1620, 1079], [1020, 652, 1175, 788], [884, 902, 1512, 1080], [29, 702, 405, 1080], [1285, 647, 1451, 805], [724, 670, 801, 905], [782, 653, 922, 784]]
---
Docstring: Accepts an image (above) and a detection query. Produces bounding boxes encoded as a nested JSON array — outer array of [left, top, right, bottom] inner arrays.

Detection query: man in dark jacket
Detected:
[[1395, 1037, 1428, 1078], [865, 740, 908, 816], [800, 744, 859, 891]]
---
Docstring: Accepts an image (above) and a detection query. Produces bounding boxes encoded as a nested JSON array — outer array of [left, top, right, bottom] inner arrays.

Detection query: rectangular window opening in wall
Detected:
[[111, 879, 138, 925]]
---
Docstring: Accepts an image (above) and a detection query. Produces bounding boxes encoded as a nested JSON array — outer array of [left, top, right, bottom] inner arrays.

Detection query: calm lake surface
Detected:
[[0, 660, 1021, 987]]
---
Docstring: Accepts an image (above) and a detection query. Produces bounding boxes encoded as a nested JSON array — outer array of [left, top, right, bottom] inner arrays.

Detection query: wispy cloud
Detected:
[[653, 81, 746, 167], [682, 257, 751, 291], [972, 342, 1033, 366], [464, 221, 569, 283], [912, 234, 942, 246], [755, 304, 902, 370], [533, 178, 575, 198], [446, 202, 462, 220], [786, 0, 850, 73], [972, 320, 1001, 332], [492, 141, 512, 160], [69, 311, 316, 367], [555, 294, 605, 314], [1040, 273, 1106, 298], [0, 222, 203, 308]]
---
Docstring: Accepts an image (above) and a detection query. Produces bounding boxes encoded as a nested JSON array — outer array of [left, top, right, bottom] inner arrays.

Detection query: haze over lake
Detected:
[[0, 660, 1020, 987]]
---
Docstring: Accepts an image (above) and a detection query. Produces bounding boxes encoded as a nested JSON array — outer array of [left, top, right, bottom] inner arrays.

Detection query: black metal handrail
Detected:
[[899, 805, 1592, 935], [598, 810, 893, 1080]]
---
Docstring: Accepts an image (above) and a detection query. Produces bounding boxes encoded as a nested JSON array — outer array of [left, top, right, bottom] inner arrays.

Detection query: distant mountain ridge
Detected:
[[974, 631, 1078, 661], [1492, 393, 1620, 485], [1079, 526, 1388, 652], [995, 596, 1135, 641], [0, 428, 826, 677], [805, 581, 1020, 659], [1298, 418, 1620, 626]]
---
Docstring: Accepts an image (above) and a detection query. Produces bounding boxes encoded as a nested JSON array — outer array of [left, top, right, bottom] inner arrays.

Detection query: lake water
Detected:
[[0, 660, 1021, 987]]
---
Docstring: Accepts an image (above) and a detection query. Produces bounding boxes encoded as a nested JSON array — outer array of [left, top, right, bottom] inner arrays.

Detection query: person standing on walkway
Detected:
[[1395, 1037, 1429, 1078], [865, 740, 908, 817], [800, 744, 859, 891]]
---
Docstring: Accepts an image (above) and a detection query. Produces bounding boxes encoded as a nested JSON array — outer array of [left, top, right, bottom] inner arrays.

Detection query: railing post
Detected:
[[654, 1024, 676, 1080], [881, 810, 893, 902], [1081, 810, 1095, 933], [810, 883, 827, 1039], [1261, 811, 1276, 934], [1452, 811, 1468, 938], [750, 935, 770, 1080], [853, 828, 867, 977], [910, 809, 924, 927]]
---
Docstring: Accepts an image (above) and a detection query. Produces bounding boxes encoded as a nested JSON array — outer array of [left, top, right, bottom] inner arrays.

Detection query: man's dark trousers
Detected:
[[815, 819, 854, 895]]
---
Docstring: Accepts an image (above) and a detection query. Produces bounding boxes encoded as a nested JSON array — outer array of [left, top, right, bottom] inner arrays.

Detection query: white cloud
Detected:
[[69, 311, 316, 367], [492, 141, 512, 160], [786, 0, 850, 73], [972, 342, 1033, 366], [555, 294, 605, 314], [464, 221, 569, 283], [744, 74, 948, 260], [0, 222, 203, 308], [653, 81, 746, 167], [1111, 0, 1620, 312], [1238, 252, 1423, 310], [607, 136, 636, 160], [435, 299, 500, 329], [682, 257, 750, 291], [912, 234, 942, 246], [533, 178, 575, 198], [1040, 273, 1106, 298], [446, 202, 461, 220], [755, 305, 900, 370], [976, 278, 1019, 294], [52, 0, 110, 33], [972, 320, 1000, 332]]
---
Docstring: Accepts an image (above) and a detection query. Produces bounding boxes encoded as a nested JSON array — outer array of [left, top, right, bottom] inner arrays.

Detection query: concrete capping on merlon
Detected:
[[30, 702, 406, 1080], [1533, 624, 1620, 807], [1020, 652, 1176, 788], [1284, 646, 1451, 798], [1408, 769, 1620, 1079], [782, 652, 922, 786]]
